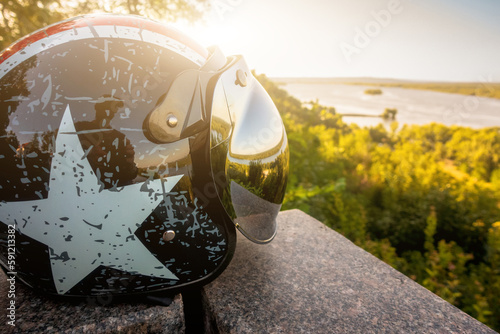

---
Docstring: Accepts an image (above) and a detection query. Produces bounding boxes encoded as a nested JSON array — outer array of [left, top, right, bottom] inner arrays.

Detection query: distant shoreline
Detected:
[[339, 114, 380, 118], [272, 77, 500, 100]]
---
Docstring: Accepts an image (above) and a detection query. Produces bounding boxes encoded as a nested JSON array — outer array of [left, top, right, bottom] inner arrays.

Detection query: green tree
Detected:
[[255, 74, 500, 331], [381, 108, 397, 120]]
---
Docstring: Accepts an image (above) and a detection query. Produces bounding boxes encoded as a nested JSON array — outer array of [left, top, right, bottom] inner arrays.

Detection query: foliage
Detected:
[[349, 81, 500, 100], [364, 88, 382, 95], [381, 108, 397, 120], [1, 0, 499, 326], [256, 73, 500, 331], [0, 0, 208, 50]]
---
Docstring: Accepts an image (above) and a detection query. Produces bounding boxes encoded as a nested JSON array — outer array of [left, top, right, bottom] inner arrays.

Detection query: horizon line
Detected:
[[267, 76, 500, 84]]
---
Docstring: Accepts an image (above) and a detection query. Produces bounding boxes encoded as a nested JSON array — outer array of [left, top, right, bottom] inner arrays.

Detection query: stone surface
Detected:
[[0, 270, 185, 333], [1, 210, 498, 333], [204, 209, 497, 334]]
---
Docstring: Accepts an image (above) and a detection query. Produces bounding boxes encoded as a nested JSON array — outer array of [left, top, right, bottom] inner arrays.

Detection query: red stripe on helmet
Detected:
[[0, 14, 208, 64]]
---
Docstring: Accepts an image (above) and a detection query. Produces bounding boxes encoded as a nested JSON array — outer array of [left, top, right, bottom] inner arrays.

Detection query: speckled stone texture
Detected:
[[0, 270, 185, 333], [204, 209, 497, 334]]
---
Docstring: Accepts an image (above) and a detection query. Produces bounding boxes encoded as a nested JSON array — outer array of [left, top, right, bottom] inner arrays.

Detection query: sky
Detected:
[[173, 0, 500, 82]]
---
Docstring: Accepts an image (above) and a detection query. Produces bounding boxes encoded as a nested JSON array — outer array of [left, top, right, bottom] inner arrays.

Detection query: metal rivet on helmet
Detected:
[[166, 115, 178, 128], [236, 69, 248, 87], [163, 230, 176, 242]]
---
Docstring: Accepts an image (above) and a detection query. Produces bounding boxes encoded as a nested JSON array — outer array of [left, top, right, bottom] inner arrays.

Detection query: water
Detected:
[[279, 83, 500, 129]]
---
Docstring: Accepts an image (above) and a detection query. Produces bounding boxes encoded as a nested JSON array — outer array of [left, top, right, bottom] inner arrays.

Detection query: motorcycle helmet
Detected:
[[0, 14, 288, 299]]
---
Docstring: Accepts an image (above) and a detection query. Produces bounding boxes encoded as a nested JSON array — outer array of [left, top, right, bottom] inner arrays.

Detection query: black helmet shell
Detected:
[[0, 14, 288, 299]]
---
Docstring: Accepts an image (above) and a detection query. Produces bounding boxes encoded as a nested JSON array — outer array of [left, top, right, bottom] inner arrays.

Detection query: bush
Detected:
[[364, 88, 383, 95], [381, 108, 397, 120], [257, 74, 500, 331]]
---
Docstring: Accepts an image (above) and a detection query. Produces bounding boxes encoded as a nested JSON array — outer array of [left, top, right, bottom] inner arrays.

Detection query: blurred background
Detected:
[[177, 0, 500, 81], [1, 0, 499, 330]]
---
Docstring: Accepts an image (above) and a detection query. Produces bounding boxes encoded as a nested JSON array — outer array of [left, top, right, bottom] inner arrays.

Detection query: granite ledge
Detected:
[[203, 209, 498, 334], [0, 271, 185, 333], [1, 210, 498, 333]]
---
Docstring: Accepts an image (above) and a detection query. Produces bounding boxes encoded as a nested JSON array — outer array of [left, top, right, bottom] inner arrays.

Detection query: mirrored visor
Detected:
[[209, 56, 289, 244]]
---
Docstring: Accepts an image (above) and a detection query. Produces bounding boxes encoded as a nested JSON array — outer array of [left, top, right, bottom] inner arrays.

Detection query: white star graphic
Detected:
[[0, 105, 182, 294]]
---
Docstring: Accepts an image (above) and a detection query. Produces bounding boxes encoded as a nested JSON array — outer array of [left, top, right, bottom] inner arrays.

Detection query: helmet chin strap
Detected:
[[143, 46, 230, 144]]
